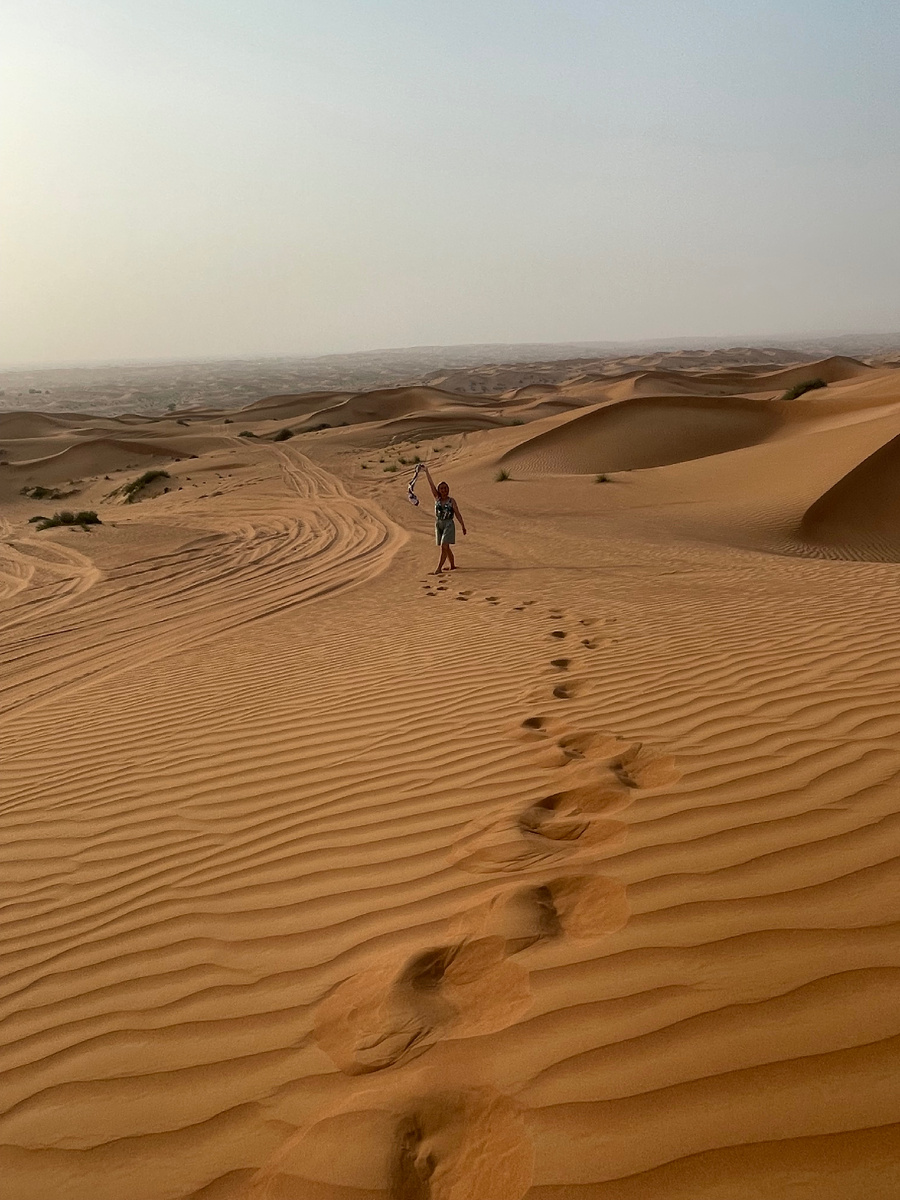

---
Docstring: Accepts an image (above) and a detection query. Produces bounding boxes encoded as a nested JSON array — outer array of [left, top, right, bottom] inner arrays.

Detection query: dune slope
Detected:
[[500, 395, 782, 475], [801, 431, 900, 558]]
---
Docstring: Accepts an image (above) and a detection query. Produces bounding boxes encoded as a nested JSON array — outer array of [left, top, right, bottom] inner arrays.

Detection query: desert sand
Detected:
[[1, 353, 900, 1199]]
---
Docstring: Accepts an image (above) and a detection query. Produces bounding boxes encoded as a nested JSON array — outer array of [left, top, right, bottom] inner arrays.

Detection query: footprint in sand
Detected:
[[250, 1087, 534, 1200], [449, 781, 628, 875], [519, 718, 680, 786], [485, 595, 499, 604], [610, 743, 682, 789], [551, 678, 589, 700], [314, 938, 533, 1075], [549, 629, 566, 640], [392, 1089, 534, 1200], [454, 873, 630, 953], [550, 657, 570, 670]]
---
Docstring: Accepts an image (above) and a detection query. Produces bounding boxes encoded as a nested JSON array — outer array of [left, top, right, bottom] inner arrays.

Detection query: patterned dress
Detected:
[[434, 497, 456, 545]]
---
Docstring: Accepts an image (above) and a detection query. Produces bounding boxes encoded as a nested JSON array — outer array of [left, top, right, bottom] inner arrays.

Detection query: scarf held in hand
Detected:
[[407, 462, 424, 506]]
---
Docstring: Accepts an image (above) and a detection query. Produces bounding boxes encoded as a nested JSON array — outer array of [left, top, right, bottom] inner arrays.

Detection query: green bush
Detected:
[[273, 427, 294, 441], [384, 465, 398, 472], [781, 378, 827, 401], [36, 510, 101, 531], [495, 469, 511, 482], [238, 430, 258, 438], [121, 470, 170, 502], [595, 474, 610, 483]]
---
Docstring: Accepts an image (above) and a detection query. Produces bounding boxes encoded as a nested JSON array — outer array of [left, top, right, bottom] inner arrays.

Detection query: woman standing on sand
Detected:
[[424, 465, 466, 573]]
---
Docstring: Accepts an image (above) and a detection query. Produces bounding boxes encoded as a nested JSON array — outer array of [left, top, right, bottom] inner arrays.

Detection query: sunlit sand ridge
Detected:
[[1, 354, 900, 1199]]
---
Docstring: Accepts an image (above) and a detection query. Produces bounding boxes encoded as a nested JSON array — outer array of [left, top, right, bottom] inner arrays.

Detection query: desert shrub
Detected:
[[508, 418, 525, 426], [495, 469, 511, 482], [273, 427, 294, 441], [36, 510, 101, 531], [238, 430, 257, 438], [223, 418, 233, 424], [781, 378, 827, 401], [384, 465, 398, 472], [595, 474, 611, 483], [28, 514, 48, 523], [20, 485, 69, 501], [122, 470, 170, 502], [412, 454, 421, 463]]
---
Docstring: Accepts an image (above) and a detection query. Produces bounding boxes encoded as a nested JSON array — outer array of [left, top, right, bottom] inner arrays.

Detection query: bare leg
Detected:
[[432, 544, 450, 573], [447, 547, 456, 569]]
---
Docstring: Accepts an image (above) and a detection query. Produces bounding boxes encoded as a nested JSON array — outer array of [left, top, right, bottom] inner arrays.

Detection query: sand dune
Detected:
[[307, 386, 483, 428], [500, 395, 783, 475], [752, 353, 871, 389], [4, 437, 190, 487], [2, 358, 900, 1200], [801, 431, 900, 558], [0, 411, 86, 440]]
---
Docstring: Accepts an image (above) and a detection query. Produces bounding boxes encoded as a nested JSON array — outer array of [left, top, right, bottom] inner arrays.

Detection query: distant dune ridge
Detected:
[[1, 348, 900, 1200]]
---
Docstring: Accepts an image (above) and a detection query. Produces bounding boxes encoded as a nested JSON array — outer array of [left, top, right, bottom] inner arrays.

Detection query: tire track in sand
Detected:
[[0, 443, 404, 722]]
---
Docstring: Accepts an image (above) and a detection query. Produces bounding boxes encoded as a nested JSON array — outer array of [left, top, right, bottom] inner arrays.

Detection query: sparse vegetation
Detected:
[[595, 474, 611, 483], [223, 418, 233, 423], [238, 430, 258, 438], [508, 418, 525, 426], [781, 378, 827, 401], [35, 510, 101, 531], [20, 485, 71, 501], [121, 470, 170, 502], [273, 427, 294, 441], [495, 469, 511, 482], [384, 465, 398, 472]]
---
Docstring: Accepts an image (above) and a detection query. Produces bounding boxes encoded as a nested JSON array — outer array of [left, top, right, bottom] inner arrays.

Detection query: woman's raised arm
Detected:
[[423, 465, 439, 498]]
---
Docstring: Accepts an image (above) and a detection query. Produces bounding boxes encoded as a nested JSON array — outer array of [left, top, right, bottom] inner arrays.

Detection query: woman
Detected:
[[424, 465, 466, 573]]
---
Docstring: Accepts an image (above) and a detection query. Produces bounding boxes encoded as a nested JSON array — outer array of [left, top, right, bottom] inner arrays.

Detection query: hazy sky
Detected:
[[3, 1, 899, 365]]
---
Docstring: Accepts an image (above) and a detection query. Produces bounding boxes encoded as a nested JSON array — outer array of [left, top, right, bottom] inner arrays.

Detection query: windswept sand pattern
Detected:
[[0, 444, 402, 718], [2, 369, 900, 1199]]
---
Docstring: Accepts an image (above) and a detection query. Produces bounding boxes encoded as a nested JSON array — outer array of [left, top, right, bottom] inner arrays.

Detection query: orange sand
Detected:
[[1, 356, 899, 1199]]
